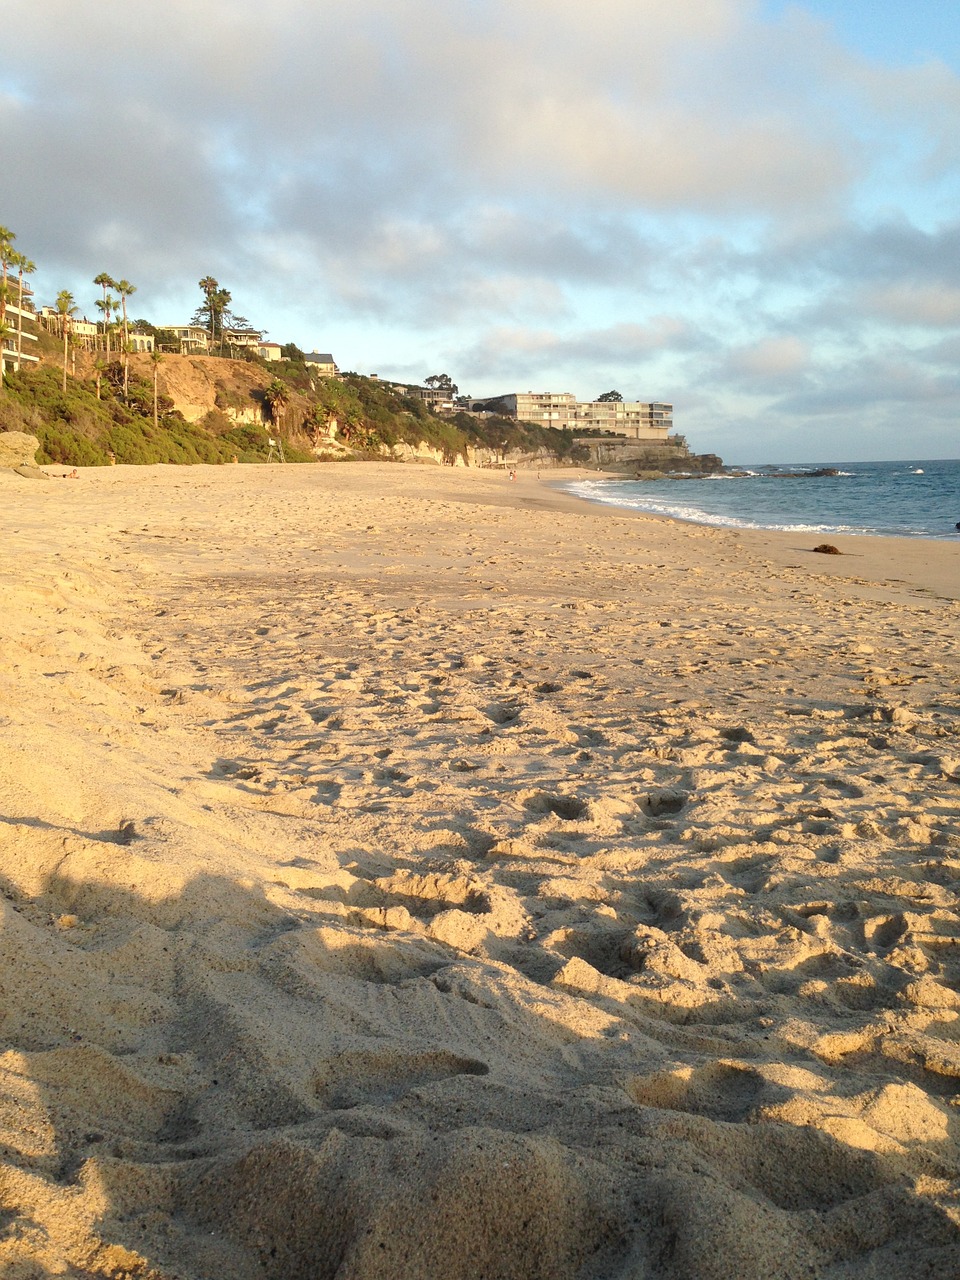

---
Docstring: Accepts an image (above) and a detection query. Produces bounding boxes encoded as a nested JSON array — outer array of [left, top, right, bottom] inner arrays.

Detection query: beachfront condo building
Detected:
[[470, 392, 673, 440], [573, 400, 673, 440], [470, 391, 578, 425]]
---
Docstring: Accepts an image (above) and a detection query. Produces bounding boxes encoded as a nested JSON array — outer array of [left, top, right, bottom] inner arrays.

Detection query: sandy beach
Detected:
[[2, 459, 959, 1279]]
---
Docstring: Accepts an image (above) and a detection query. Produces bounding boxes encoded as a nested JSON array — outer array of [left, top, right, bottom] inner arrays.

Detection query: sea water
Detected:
[[563, 458, 960, 541]]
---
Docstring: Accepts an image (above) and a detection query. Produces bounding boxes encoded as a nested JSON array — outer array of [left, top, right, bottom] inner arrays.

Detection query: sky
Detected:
[[3, 0, 959, 463]]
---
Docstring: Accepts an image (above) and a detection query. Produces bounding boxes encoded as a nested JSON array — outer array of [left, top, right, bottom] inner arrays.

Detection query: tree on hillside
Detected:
[[56, 290, 77, 393], [597, 390, 623, 402], [12, 253, 35, 360], [197, 276, 218, 342], [0, 225, 16, 328], [96, 294, 119, 361], [150, 350, 164, 429], [264, 378, 289, 431], [425, 373, 458, 395], [194, 277, 232, 349], [115, 279, 136, 395], [115, 279, 135, 347], [93, 272, 117, 355]]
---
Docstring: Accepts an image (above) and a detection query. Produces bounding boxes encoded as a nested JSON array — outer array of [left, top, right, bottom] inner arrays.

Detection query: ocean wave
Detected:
[[560, 459, 960, 540]]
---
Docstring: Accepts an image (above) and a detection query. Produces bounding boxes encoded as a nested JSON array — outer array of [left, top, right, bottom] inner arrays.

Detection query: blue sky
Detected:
[[3, 0, 959, 462], [762, 0, 960, 70]]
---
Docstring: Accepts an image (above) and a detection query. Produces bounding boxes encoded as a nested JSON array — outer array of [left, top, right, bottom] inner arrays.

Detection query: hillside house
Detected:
[[222, 327, 263, 354], [1, 280, 40, 374], [304, 352, 339, 377], [165, 325, 210, 354]]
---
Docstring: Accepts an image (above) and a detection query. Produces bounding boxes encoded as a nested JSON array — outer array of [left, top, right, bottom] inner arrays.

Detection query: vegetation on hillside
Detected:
[[0, 222, 592, 467], [1, 351, 590, 467]]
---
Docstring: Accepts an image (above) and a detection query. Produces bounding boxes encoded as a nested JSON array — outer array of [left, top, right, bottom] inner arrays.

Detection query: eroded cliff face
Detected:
[[127, 354, 270, 424], [381, 442, 588, 469]]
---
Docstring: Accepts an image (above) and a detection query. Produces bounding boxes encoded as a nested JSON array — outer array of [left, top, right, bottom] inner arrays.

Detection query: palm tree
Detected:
[[0, 225, 16, 328], [13, 253, 35, 360], [149, 350, 164, 429], [93, 272, 116, 353], [115, 280, 136, 396], [56, 290, 77, 393], [93, 356, 106, 401], [198, 276, 218, 345], [115, 279, 135, 346], [96, 292, 118, 360], [264, 378, 289, 432], [0, 317, 12, 383]]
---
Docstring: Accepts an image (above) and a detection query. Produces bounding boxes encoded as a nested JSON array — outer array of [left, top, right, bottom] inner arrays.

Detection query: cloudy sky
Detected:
[[4, 0, 959, 461]]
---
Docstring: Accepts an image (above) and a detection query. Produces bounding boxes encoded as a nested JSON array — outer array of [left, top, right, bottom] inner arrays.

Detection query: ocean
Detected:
[[563, 458, 960, 541]]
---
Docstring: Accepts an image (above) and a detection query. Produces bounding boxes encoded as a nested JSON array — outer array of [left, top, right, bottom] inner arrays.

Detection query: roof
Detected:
[[304, 352, 336, 363]]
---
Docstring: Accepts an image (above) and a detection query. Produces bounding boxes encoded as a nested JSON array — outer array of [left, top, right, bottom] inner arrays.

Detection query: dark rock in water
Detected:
[[723, 466, 841, 479], [813, 543, 842, 555]]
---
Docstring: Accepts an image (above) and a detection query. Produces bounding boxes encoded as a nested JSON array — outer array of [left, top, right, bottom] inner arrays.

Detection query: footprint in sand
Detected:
[[521, 790, 587, 821], [312, 1048, 489, 1109]]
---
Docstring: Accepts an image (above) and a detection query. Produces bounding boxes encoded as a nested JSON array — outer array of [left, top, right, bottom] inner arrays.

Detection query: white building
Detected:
[[1, 284, 40, 374], [165, 325, 210, 354], [470, 391, 673, 440], [573, 400, 673, 440]]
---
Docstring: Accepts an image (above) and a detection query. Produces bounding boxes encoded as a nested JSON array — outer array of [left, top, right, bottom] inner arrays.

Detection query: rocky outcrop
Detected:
[[577, 435, 722, 476], [0, 432, 49, 479]]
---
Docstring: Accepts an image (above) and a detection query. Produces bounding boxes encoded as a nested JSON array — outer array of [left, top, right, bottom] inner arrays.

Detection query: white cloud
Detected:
[[726, 335, 810, 378], [4, 0, 960, 458], [864, 283, 960, 328]]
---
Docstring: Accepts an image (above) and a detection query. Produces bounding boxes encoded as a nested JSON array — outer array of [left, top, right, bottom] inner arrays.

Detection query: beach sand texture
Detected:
[[1, 461, 959, 1278]]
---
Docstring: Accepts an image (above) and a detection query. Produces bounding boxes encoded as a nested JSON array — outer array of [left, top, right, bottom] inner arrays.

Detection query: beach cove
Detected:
[[2, 460, 960, 1278]]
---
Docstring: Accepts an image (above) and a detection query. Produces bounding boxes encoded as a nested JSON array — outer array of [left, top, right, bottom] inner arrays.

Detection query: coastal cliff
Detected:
[[3, 350, 720, 471], [576, 433, 723, 476]]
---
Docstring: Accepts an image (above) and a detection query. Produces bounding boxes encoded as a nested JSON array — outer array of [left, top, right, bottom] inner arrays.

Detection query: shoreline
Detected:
[[543, 467, 960, 602], [24, 458, 960, 602]]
